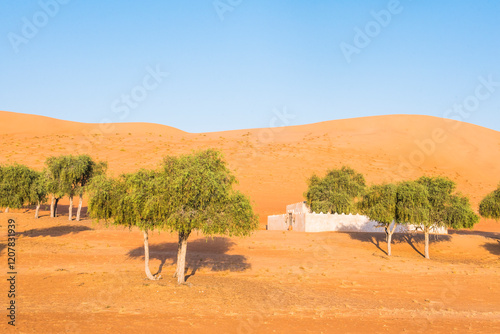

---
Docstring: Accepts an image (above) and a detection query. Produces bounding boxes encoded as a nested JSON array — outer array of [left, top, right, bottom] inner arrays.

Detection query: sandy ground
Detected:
[[0, 211, 499, 333], [1, 111, 500, 333]]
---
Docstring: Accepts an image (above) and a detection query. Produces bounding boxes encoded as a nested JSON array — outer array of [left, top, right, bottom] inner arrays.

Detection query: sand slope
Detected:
[[1, 110, 499, 230]]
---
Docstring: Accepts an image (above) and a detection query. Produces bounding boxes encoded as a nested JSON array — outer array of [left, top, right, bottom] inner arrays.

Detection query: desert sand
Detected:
[[1, 110, 499, 333]]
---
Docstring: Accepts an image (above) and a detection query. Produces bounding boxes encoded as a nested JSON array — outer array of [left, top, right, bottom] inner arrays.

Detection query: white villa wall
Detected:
[[267, 202, 448, 234], [304, 213, 382, 233], [286, 201, 310, 214], [293, 212, 306, 232], [267, 212, 307, 232], [303, 213, 439, 233], [267, 214, 287, 231]]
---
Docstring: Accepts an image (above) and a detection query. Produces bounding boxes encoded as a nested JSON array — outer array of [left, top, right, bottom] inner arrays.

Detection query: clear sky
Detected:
[[1, 0, 499, 133]]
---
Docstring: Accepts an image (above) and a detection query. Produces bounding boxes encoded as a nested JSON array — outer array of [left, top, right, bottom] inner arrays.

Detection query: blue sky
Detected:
[[1, 0, 499, 133]]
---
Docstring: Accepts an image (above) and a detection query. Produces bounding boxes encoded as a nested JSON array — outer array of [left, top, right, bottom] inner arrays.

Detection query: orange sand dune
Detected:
[[1, 110, 499, 231]]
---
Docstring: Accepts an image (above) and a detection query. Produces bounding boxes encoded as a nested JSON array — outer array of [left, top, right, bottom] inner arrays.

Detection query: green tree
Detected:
[[304, 166, 366, 214], [75, 156, 107, 221], [29, 169, 48, 219], [62, 155, 80, 221], [479, 184, 500, 220], [88, 169, 161, 280], [359, 183, 398, 256], [446, 195, 480, 228], [0, 165, 9, 212], [0, 164, 36, 212], [395, 181, 431, 257], [45, 156, 68, 218], [0, 165, 5, 212], [88, 149, 259, 284], [414, 176, 479, 259], [62, 155, 107, 221], [158, 150, 259, 284]]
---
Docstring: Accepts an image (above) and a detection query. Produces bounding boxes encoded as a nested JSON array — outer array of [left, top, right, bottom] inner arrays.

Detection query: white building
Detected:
[[267, 201, 448, 234]]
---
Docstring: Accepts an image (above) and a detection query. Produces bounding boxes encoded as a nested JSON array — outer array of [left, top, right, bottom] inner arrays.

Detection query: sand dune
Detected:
[[1, 110, 499, 231]]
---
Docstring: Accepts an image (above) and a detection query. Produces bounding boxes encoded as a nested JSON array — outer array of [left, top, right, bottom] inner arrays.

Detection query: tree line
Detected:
[[0, 155, 106, 220], [305, 166, 500, 259], [2, 155, 499, 281]]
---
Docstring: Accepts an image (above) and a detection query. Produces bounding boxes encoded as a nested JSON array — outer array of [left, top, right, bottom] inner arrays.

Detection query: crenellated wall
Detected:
[[267, 202, 448, 234]]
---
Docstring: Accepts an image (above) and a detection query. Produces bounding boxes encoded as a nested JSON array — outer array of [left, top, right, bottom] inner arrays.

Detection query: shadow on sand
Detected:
[[482, 240, 500, 256], [127, 237, 250, 281], [449, 230, 500, 257], [346, 232, 451, 257], [0, 243, 5, 256], [19, 225, 92, 238], [449, 229, 500, 240]]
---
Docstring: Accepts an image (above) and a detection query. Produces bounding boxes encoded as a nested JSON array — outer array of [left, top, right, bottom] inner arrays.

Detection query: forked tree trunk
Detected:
[[68, 196, 73, 221], [386, 222, 398, 257], [76, 194, 83, 221], [143, 229, 157, 280], [35, 201, 41, 219], [175, 231, 190, 284], [424, 227, 430, 259]]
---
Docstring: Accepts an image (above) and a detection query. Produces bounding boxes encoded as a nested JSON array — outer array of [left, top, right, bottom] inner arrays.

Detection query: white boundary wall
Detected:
[[267, 202, 448, 234], [267, 214, 288, 231]]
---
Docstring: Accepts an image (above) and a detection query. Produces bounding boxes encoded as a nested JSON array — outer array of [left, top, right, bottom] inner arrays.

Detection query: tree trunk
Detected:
[[387, 222, 397, 257], [143, 229, 157, 280], [68, 196, 73, 221], [424, 228, 430, 259], [35, 202, 40, 219], [5, 207, 9, 213], [175, 231, 190, 284], [50, 195, 55, 218], [387, 232, 393, 256], [76, 194, 83, 221], [54, 198, 60, 217]]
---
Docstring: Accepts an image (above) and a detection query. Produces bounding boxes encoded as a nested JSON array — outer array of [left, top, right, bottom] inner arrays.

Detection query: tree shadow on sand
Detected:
[[0, 243, 5, 256], [345, 232, 451, 257], [127, 237, 251, 281], [19, 225, 92, 238], [449, 230, 500, 257], [482, 240, 500, 256], [449, 229, 500, 240]]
